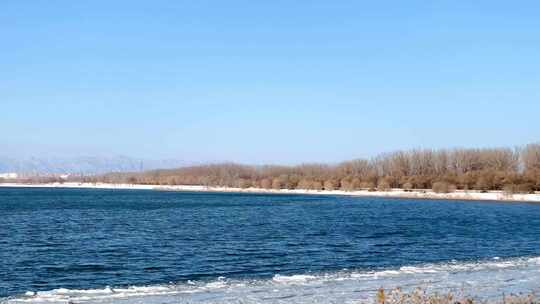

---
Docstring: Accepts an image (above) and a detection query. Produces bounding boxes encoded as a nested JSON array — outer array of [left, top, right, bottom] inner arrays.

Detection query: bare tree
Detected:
[[85, 143, 540, 192]]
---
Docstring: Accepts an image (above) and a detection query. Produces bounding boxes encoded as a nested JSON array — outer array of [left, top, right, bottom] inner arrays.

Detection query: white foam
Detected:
[[203, 281, 227, 289], [273, 274, 317, 283], [4, 256, 540, 304]]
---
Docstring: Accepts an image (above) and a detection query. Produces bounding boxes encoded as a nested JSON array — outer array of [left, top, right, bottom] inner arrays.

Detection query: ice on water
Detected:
[[4, 256, 540, 304]]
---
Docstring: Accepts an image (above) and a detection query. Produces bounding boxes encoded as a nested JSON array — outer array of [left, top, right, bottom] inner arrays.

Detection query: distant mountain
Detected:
[[0, 156, 188, 175]]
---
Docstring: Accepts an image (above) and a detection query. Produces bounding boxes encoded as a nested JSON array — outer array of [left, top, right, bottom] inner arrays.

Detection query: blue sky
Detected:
[[1, 1, 539, 164]]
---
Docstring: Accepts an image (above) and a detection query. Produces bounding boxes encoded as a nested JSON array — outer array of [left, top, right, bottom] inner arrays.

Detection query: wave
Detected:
[[4, 256, 540, 304]]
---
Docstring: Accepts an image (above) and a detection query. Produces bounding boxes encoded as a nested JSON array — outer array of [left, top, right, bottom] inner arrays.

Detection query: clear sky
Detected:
[[2, 1, 539, 164]]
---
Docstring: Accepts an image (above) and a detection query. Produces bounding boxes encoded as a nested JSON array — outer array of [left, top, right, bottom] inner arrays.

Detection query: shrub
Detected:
[[432, 181, 456, 193], [166, 177, 178, 186], [503, 184, 516, 195], [237, 178, 251, 189], [260, 178, 272, 189], [518, 184, 533, 193], [340, 178, 354, 191], [311, 180, 323, 191], [351, 177, 362, 189], [323, 179, 338, 191], [297, 179, 312, 190], [377, 180, 391, 191], [271, 178, 283, 189], [359, 181, 375, 190], [504, 183, 535, 194], [402, 182, 414, 191], [475, 176, 491, 191]]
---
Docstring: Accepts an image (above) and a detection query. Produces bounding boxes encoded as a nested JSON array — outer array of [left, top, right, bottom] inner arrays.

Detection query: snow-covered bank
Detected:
[[1, 182, 540, 202]]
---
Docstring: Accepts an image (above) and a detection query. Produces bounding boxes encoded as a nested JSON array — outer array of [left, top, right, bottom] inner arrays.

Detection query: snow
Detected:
[[0, 182, 539, 202]]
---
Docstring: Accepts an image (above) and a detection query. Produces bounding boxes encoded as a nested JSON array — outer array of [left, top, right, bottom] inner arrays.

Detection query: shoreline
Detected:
[[4, 255, 540, 303], [1, 182, 539, 203]]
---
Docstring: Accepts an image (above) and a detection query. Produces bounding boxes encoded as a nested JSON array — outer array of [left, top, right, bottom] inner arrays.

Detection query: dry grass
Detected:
[[374, 288, 538, 304]]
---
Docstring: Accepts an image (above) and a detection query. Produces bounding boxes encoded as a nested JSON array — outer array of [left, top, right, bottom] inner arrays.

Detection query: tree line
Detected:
[[80, 143, 540, 193]]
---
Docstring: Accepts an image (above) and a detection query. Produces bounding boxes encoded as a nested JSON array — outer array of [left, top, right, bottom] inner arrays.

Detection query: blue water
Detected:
[[1, 187, 540, 300]]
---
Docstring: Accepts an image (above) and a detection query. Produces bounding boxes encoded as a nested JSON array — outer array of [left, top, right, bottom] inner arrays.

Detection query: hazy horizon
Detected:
[[1, 141, 538, 173], [2, 1, 540, 164]]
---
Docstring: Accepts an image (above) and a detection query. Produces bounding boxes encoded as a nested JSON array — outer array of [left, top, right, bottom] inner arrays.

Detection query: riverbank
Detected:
[[1, 182, 539, 202]]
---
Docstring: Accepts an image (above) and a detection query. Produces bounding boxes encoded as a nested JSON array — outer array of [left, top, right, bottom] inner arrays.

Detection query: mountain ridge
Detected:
[[0, 156, 188, 175]]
